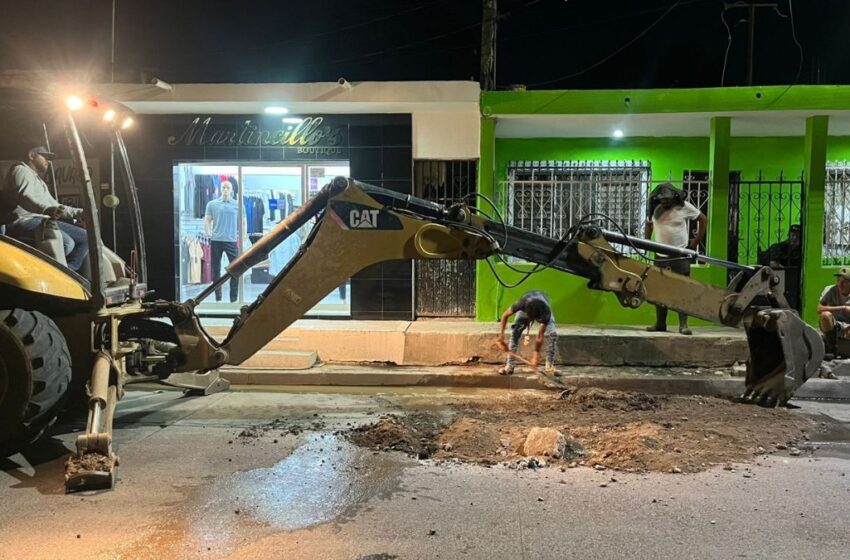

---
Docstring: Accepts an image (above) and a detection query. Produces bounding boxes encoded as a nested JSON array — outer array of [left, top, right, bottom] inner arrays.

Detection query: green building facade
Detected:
[[476, 86, 850, 328]]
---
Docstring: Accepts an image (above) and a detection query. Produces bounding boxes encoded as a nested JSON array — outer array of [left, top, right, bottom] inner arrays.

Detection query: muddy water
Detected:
[[121, 433, 408, 558]]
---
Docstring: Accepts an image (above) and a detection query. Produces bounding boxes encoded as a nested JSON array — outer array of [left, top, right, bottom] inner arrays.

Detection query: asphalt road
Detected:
[[1, 386, 849, 560]]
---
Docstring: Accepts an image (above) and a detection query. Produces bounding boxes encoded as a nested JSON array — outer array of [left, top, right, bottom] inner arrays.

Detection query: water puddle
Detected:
[[184, 432, 405, 551]]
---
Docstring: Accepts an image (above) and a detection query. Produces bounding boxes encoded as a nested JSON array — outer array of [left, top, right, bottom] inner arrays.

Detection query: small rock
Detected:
[[594, 464, 606, 471], [671, 467, 683, 474], [537, 497, 544, 502], [599, 483, 608, 488], [76, 534, 81, 539], [651, 499, 657, 503], [723, 465, 733, 471], [442, 443, 453, 452], [710, 520, 716, 525], [743, 473, 752, 479], [756, 446, 766, 454], [789, 448, 802, 456], [234, 510, 240, 515], [776, 443, 788, 450], [428, 530, 437, 536], [559, 479, 567, 485]]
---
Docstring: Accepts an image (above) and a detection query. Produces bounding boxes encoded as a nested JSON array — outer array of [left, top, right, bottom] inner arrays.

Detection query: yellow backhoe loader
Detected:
[[0, 91, 824, 493]]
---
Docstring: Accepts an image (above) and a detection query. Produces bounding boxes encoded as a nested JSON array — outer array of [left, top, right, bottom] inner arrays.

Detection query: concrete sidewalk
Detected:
[[219, 362, 850, 401], [206, 319, 749, 370]]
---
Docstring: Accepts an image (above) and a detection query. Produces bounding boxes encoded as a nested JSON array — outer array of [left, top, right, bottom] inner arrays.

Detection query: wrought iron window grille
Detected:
[[502, 160, 651, 259], [825, 163, 850, 266]]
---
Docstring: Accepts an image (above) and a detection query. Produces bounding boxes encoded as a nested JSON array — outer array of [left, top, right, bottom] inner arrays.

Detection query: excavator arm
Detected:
[[160, 176, 823, 406]]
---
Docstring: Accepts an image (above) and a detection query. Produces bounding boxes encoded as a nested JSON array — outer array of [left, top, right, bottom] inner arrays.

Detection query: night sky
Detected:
[[2, 0, 849, 89]]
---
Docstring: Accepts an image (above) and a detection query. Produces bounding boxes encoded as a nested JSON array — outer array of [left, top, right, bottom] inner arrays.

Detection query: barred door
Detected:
[[414, 160, 477, 317], [727, 171, 803, 310]]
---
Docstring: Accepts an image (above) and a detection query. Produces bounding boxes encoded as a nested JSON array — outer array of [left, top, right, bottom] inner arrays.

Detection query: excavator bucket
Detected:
[[742, 309, 825, 406]]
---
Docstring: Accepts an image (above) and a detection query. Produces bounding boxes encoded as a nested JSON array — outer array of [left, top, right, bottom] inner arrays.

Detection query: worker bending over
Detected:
[[496, 290, 559, 377]]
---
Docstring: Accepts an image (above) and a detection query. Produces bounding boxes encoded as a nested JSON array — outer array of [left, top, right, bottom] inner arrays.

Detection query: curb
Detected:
[[220, 367, 850, 400]]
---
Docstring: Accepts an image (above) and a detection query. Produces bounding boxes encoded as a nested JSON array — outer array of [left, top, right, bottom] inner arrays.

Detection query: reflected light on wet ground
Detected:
[[189, 432, 404, 550]]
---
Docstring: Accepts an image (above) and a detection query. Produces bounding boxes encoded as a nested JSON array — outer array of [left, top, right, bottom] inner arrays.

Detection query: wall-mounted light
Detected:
[[103, 109, 116, 122], [264, 106, 288, 115], [613, 129, 624, 139], [121, 116, 134, 129], [151, 78, 173, 91], [282, 117, 304, 124]]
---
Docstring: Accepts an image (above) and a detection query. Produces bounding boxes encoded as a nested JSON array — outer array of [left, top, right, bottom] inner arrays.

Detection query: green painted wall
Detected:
[[476, 134, 850, 328], [482, 86, 850, 116]]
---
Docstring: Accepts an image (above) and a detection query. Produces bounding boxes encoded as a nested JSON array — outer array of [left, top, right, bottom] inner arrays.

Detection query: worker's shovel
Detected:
[[499, 347, 569, 389]]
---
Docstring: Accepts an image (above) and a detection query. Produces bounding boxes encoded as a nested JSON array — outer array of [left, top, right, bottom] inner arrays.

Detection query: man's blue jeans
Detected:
[[7, 217, 89, 272]]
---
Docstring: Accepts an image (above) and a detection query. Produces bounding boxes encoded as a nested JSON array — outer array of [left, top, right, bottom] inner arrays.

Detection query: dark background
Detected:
[[1, 0, 848, 89]]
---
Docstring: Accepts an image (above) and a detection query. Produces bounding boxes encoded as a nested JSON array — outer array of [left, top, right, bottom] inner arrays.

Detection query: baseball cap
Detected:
[[29, 146, 56, 160], [835, 266, 850, 280]]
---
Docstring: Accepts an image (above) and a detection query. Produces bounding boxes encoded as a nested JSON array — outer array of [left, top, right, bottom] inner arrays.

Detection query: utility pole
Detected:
[[724, 1, 777, 86], [480, 0, 497, 91]]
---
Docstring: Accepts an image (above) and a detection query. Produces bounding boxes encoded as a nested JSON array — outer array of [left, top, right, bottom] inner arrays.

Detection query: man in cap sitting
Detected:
[[818, 267, 850, 355], [0, 145, 88, 272]]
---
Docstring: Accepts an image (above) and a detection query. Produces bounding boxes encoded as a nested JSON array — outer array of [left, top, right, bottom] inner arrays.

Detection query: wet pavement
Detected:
[[2, 386, 850, 560]]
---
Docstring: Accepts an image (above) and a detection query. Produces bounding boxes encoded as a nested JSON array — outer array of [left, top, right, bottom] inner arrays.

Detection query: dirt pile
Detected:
[[349, 413, 445, 459], [347, 388, 816, 473]]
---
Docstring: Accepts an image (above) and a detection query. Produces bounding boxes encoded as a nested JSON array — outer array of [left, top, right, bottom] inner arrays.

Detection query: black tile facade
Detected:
[[122, 113, 413, 320]]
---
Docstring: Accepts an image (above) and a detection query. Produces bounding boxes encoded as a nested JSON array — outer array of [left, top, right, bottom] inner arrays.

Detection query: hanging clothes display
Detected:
[[243, 195, 266, 234], [181, 234, 210, 284]]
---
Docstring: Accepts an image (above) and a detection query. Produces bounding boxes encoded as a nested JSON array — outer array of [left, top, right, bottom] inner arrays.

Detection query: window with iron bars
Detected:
[[824, 163, 850, 265], [503, 161, 650, 256]]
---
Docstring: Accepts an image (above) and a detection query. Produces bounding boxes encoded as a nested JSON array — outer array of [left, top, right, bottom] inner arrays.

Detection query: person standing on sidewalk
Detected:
[[495, 290, 559, 376], [644, 182, 707, 335], [205, 181, 240, 303]]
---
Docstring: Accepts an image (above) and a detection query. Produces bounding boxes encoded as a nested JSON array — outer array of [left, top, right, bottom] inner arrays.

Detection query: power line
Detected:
[[763, 0, 804, 108], [243, 0, 447, 52], [499, 0, 711, 44], [528, 0, 684, 89], [270, 1, 542, 72]]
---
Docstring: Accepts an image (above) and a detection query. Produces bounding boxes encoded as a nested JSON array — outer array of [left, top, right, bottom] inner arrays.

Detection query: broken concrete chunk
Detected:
[[522, 427, 567, 459]]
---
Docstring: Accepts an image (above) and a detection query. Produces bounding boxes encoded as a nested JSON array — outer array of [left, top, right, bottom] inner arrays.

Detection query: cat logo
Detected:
[[349, 209, 380, 229]]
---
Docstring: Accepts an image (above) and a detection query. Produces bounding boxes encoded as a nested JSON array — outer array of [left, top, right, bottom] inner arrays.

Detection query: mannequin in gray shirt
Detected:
[[1, 146, 89, 271]]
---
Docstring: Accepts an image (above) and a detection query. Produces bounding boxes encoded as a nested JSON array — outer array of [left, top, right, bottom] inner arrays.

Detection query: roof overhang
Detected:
[[89, 81, 481, 115], [496, 110, 850, 138], [485, 86, 850, 138]]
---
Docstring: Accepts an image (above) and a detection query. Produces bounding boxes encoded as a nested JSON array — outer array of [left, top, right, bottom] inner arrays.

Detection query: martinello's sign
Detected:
[[168, 116, 345, 155]]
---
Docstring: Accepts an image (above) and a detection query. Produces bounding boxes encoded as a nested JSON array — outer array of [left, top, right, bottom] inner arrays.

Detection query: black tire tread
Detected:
[[0, 309, 72, 453]]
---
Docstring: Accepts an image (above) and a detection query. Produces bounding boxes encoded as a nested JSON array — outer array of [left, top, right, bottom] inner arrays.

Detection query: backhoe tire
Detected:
[[0, 309, 72, 456]]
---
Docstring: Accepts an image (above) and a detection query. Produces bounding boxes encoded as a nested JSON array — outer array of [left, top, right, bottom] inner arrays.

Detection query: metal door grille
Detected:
[[414, 160, 477, 317], [728, 171, 802, 265]]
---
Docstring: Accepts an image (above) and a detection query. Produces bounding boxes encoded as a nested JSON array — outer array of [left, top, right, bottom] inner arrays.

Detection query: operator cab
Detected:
[[0, 87, 147, 306]]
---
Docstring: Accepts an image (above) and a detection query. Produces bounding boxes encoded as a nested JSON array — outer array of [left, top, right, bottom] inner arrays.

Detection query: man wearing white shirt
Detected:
[[644, 183, 707, 335]]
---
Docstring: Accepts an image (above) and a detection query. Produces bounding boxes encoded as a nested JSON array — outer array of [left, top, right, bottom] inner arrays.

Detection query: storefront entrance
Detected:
[[175, 161, 350, 316]]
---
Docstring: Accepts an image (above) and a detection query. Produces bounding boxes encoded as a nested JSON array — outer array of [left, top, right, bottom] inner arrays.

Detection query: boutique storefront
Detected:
[[102, 81, 481, 319]]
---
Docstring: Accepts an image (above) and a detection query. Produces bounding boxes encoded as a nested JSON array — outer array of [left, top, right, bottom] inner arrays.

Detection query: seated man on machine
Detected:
[[0, 145, 88, 272]]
